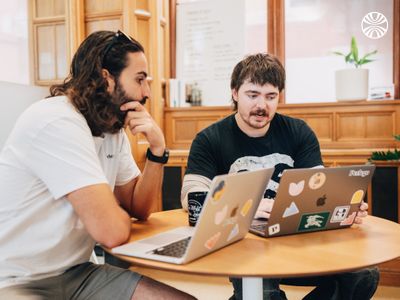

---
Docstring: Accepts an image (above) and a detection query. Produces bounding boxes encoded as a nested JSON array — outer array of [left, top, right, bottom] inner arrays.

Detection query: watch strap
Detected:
[[146, 148, 169, 164]]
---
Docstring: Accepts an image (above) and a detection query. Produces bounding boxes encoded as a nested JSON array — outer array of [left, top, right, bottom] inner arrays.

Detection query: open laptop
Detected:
[[250, 165, 375, 238], [112, 167, 274, 264]]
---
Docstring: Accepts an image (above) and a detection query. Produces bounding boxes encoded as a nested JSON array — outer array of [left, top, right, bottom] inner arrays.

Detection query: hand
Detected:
[[121, 101, 166, 155], [354, 201, 369, 224], [254, 198, 274, 219]]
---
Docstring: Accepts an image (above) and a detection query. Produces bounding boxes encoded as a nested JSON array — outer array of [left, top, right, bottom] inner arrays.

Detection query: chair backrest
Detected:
[[0, 81, 48, 149]]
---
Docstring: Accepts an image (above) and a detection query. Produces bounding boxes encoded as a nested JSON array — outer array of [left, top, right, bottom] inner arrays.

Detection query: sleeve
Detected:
[[180, 173, 212, 211], [21, 117, 108, 200], [185, 131, 219, 180], [293, 121, 324, 168], [115, 131, 141, 186]]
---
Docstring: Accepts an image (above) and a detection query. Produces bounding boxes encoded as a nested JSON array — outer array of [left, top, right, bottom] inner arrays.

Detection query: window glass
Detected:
[[285, 0, 393, 103]]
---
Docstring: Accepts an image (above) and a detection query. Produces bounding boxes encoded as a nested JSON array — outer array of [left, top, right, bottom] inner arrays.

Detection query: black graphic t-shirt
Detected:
[[186, 113, 323, 199]]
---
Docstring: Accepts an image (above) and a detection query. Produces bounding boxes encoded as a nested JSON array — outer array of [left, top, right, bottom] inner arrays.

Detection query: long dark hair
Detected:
[[49, 30, 144, 136], [230, 53, 285, 110]]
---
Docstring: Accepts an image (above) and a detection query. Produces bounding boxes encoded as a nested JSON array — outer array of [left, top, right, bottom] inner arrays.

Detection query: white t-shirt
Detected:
[[0, 96, 140, 288]]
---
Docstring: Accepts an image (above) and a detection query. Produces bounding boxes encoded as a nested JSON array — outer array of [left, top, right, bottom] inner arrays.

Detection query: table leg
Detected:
[[243, 277, 263, 299]]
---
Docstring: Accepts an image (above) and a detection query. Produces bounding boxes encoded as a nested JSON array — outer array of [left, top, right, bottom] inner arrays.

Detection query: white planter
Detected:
[[335, 68, 369, 101]]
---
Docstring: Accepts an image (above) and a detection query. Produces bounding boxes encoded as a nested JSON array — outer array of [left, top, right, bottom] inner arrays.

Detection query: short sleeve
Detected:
[[293, 121, 324, 168], [186, 132, 218, 180], [115, 131, 141, 186], [21, 117, 108, 199]]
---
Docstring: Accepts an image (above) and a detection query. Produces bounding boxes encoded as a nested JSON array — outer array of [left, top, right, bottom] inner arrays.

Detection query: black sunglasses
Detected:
[[102, 30, 135, 65]]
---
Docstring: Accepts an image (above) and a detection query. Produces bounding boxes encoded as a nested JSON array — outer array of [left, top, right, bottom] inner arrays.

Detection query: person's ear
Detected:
[[102, 68, 115, 93], [231, 89, 238, 102]]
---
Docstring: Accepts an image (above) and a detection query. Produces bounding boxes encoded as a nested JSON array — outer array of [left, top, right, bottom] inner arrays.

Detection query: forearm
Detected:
[[67, 184, 132, 248], [181, 174, 212, 211], [131, 160, 164, 220]]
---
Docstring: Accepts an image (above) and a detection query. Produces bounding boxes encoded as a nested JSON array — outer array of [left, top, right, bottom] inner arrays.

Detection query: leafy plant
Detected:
[[370, 135, 400, 161], [333, 36, 377, 68]]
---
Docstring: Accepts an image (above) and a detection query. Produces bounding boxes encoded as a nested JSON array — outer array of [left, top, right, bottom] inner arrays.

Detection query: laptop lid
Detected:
[[112, 167, 274, 264], [250, 165, 375, 238]]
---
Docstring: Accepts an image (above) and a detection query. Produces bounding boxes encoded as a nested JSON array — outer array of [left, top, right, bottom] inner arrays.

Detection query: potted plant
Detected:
[[369, 135, 400, 161], [334, 37, 377, 101]]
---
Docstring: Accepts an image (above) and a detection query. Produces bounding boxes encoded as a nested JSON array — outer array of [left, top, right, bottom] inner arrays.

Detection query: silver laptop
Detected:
[[250, 165, 375, 238], [112, 168, 274, 264]]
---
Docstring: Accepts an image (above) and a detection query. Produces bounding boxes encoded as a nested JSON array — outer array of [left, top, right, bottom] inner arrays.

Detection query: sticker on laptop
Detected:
[[214, 205, 228, 225], [283, 201, 300, 218], [268, 223, 280, 236], [222, 206, 239, 227], [227, 224, 239, 241], [330, 206, 350, 223], [298, 212, 329, 232], [340, 212, 357, 226], [240, 199, 253, 217], [351, 190, 364, 204], [308, 172, 326, 190], [204, 232, 221, 250], [211, 180, 226, 203], [289, 180, 305, 196]]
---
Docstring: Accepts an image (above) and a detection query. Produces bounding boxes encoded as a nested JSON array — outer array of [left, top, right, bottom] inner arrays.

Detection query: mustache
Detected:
[[250, 109, 268, 116], [119, 96, 148, 106]]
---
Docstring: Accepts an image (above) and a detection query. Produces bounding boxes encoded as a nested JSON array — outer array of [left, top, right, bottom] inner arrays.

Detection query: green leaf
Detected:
[[358, 58, 374, 65], [351, 37, 359, 64], [333, 51, 345, 56], [362, 50, 378, 59], [345, 52, 352, 63]]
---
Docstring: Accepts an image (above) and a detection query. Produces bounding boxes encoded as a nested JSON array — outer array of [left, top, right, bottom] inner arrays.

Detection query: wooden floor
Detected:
[[130, 266, 400, 300]]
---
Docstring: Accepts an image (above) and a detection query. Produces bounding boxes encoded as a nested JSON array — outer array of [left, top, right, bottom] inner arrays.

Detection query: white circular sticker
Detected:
[[308, 172, 326, 190]]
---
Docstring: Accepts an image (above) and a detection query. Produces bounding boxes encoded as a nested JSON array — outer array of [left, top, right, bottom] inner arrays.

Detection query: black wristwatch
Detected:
[[146, 148, 169, 164]]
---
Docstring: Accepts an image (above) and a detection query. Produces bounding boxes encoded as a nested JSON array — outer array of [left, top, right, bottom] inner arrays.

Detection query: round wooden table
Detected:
[[105, 209, 400, 299]]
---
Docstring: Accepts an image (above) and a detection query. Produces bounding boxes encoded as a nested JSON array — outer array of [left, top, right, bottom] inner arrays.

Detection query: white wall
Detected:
[[0, 0, 30, 85], [0, 81, 48, 149], [0, 1, 49, 149]]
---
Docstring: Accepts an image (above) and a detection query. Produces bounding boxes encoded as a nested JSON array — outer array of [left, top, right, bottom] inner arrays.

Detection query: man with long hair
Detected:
[[0, 30, 195, 299], [181, 53, 379, 299]]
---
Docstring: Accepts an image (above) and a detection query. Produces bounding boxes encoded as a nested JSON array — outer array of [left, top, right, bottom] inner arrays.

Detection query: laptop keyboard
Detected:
[[151, 237, 191, 258], [251, 222, 268, 232]]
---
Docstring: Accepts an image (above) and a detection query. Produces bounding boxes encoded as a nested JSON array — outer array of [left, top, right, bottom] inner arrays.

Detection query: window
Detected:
[[284, 0, 394, 103]]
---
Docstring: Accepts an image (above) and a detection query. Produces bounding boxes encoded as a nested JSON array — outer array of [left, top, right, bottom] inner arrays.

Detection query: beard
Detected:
[[109, 81, 148, 132]]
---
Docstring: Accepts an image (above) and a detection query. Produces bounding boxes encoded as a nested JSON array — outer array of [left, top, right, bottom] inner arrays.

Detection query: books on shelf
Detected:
[[168, 79, 202, 107]]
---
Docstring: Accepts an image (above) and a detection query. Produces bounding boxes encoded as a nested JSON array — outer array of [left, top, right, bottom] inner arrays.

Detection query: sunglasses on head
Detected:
[[102, 30, 135, 65]]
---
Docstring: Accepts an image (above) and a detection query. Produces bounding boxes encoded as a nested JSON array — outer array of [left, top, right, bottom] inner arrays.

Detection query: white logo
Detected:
[[361, 12, 388, 39], [349, 169, 370, 177]]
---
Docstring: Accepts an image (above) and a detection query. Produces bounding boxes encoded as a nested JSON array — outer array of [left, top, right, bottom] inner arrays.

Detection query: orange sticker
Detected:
[[240, 199, 253, 217], [204, 232, 221, 250]]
